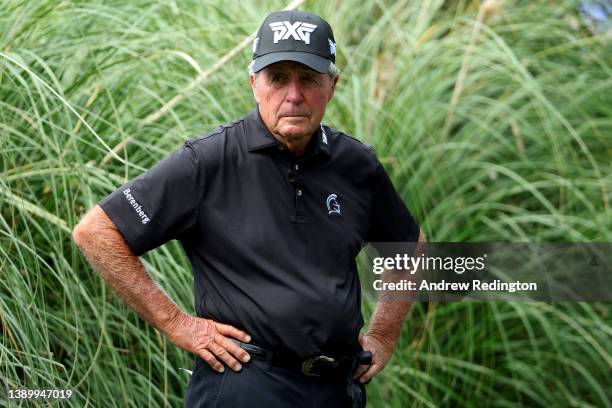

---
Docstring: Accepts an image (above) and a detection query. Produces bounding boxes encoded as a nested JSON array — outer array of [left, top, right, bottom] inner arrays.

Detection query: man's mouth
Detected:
[[280, 113, 308, 119]]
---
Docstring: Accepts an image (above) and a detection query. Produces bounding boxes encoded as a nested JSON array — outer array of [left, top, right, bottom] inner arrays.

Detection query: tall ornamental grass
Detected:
[[1, 0, 610, 407]]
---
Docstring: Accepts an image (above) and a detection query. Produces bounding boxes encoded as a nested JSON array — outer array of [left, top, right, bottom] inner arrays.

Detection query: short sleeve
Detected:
[[98, 142, 203, 256], [366, 159, 420, 243]]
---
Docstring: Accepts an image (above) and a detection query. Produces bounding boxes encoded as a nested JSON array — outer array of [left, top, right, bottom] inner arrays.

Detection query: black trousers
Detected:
[[184, 354, 365, 407]]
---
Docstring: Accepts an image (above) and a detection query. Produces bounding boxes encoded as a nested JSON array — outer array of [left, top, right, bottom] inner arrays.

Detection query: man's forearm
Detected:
[[355, 233, 427, 382], [368, 232, 426, 345], [73, 205, 183, 333], [367, 301, 411, 348], [73, 205, 251, 373]]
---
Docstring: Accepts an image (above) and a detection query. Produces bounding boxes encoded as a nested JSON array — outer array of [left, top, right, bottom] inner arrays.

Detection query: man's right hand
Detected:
[[165, 313, 252, 373]]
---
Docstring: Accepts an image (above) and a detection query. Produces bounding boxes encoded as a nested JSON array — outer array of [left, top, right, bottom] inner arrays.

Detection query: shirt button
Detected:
[[279, 145, 284, 150], [294, 164, 299, 171], [297, 189, 303, 196]]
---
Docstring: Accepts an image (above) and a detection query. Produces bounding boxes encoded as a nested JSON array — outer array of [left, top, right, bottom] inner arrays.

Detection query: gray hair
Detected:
[[249, 60, 340, 80]]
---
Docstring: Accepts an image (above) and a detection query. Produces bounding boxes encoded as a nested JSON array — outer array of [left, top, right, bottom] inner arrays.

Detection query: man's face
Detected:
[[250, 61, 338, 146]]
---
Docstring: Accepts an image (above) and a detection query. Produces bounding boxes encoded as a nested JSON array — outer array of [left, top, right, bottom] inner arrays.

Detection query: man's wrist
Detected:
[[157, 304, 187, 334], [366, 327, 399, 351]]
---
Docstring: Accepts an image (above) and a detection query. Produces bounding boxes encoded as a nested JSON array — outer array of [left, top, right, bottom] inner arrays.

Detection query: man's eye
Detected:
[[301, 76, 320, 86], [269, 74, 287, 83]]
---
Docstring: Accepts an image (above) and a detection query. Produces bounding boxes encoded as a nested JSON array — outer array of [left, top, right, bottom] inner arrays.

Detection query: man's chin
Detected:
[[279, 117, 308, 127], [278, 125, 313, 140]]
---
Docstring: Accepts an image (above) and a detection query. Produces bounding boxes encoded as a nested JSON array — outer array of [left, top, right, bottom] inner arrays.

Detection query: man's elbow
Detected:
[[72, 205, 104, 249], [72, 217, 92, 250]]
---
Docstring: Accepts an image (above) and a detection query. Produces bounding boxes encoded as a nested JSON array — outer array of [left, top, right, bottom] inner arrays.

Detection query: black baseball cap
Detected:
[[252, 10, 336, 74]]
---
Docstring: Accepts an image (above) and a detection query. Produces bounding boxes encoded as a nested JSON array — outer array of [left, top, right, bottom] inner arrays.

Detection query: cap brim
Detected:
[[252, 52, 331, 74]]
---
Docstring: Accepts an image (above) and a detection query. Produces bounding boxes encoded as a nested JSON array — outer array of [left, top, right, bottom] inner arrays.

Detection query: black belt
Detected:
[[233, 340, 356, 377]]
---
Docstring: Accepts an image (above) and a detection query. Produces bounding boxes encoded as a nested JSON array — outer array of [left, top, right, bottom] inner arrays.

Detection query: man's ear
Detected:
[[249, 73, 260, 104], [327, 75, 339, 102]]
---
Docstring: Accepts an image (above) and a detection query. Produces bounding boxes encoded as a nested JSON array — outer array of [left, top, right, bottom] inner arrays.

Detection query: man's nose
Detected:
[[284, 79, 305, 104]]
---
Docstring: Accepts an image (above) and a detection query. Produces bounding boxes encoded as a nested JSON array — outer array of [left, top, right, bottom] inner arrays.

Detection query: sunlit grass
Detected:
[[1, 0, 610, 407]]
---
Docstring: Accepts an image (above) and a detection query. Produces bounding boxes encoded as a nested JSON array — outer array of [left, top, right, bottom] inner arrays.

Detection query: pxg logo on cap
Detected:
[[252, 10, 336, 74]]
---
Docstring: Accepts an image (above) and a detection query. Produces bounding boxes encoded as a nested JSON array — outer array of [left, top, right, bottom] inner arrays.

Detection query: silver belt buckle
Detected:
[[301, 355, 336, 376]]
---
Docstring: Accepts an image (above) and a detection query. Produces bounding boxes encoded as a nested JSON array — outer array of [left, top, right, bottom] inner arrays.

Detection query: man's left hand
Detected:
[[353, 332, 396, 383]]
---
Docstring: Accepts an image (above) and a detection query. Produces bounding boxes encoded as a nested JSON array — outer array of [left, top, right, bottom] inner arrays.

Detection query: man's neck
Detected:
[[269, 130, 318, 159]]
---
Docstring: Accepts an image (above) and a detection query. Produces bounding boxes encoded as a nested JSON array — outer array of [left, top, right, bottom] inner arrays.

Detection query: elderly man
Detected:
[[73, 9, 424, 408]]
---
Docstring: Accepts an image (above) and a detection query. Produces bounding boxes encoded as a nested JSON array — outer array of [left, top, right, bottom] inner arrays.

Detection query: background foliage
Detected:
[[1, 0, 610, 406]]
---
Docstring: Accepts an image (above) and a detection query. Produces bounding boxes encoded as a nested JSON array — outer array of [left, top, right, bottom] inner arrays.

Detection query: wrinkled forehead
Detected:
[[261, 61, 321, 75]]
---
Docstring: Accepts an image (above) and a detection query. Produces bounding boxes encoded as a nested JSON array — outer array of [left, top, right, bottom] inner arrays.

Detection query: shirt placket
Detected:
[[292, 161, 307, 224]]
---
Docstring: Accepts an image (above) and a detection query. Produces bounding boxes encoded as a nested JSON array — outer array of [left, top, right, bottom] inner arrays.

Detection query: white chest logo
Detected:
[[326, 193, 341, 216], [269, 21, 317, 44]]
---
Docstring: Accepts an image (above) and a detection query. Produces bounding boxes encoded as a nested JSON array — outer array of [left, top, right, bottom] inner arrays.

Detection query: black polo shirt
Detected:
[[98, 108, 420, 357]]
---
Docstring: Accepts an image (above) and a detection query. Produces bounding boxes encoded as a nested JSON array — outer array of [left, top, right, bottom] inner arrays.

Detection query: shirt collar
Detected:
[[246, 107, 331, 159]]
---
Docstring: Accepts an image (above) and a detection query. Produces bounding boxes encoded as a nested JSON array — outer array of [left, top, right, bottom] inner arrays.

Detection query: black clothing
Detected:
[[99, 107, 420, 358], [184, 353, 359, 408]]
